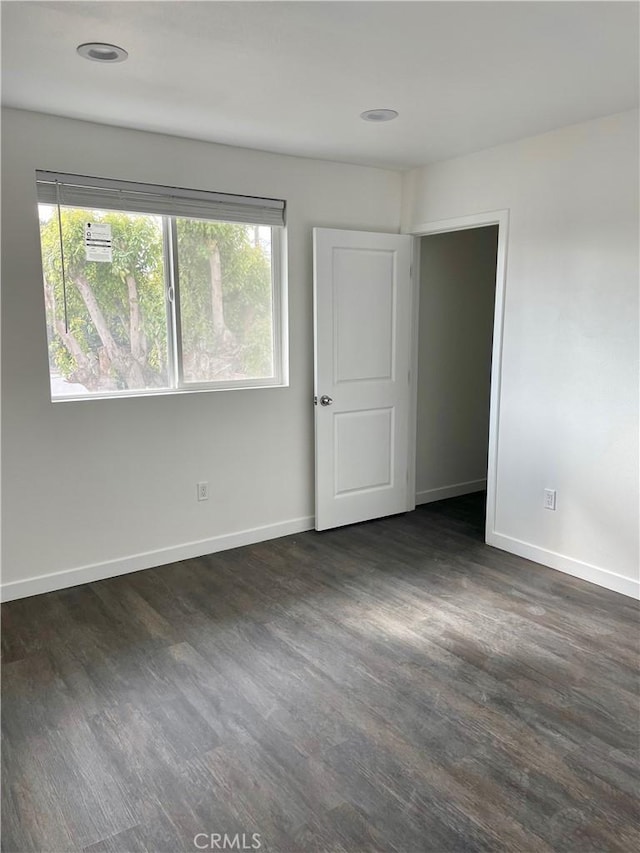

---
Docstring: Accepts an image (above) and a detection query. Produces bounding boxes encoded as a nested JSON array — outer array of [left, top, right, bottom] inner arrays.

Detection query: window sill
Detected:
[[50, 379, 289, 403]]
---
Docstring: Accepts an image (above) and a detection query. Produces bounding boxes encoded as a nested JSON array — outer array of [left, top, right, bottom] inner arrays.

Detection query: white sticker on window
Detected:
[[84, 222, 113, 262]]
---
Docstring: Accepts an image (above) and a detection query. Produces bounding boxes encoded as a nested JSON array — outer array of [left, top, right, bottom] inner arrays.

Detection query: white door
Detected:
[[313, 228, 414, 530]]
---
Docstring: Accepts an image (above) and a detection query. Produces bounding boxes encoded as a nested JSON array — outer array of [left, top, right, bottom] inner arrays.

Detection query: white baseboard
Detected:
[[416, 479, 486, 505], [5, 509, 636, 603], [1, 515, 315, 602], [487, 531, 639, 599]]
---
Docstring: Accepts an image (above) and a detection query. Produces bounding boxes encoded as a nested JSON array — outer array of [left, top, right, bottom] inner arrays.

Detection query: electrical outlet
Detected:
[[197, 481, 209, 502], [543, 489, 556, 511]]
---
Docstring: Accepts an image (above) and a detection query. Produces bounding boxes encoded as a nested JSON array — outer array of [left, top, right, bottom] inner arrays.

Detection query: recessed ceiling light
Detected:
[[77, 42, 128, 63], [360, 109, 398, 122]]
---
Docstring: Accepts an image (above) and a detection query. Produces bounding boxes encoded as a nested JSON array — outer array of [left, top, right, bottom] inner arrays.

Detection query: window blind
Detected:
[[35, 171, 286, 227]]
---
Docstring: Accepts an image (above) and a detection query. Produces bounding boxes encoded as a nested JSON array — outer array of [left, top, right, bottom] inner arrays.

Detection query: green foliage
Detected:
[[176, 219, 274, 378], [39, 206, 275, 391], [39, 207, 166, 389]]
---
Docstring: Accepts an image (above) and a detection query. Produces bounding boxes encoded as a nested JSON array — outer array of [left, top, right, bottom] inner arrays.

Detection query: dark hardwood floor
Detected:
[[2, 494, 639, 852]]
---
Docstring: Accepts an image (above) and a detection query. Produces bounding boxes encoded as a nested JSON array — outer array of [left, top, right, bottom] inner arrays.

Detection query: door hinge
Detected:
[[314, 395, 318, 406]]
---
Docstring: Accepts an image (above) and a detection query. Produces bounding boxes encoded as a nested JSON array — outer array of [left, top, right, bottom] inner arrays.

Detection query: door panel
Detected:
[[313, 228, 413, 530], [334, 248, 395, 382], [334, 407, 394, 494]]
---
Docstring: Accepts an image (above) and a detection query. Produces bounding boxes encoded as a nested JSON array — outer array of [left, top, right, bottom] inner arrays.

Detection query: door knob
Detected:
[[320, 395, 333, 406]]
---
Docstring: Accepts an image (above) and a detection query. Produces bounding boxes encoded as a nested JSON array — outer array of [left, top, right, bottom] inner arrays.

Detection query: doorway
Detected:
[[311, 213, 508, 539], [408, 211, 508, 542]]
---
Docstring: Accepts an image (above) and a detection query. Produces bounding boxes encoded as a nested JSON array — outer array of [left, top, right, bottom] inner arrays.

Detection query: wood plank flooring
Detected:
[[2, 494, 639, 852]]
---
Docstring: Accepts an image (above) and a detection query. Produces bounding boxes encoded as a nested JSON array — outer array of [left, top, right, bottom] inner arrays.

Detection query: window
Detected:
[[36, 171, 287, 399]]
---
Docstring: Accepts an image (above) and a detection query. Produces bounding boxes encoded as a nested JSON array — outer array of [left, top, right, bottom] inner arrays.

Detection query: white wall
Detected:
[[404, 110, 639, 597], [416, 227, 497, 503], [1, 108, 402, 599], [3, 107, 638, 601]]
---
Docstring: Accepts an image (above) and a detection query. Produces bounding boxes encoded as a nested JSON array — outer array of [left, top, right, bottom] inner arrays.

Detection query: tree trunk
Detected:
[[126, 273, 147, 361], [43, 275, 100, 388], [208, 240, 227, 341], [75, 274, 121, 363], [74, 273, 147, 389], [54, 318, 100, 387]]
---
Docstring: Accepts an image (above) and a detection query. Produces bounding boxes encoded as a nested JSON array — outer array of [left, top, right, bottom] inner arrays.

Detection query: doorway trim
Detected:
[[405, 209, 509, 543]]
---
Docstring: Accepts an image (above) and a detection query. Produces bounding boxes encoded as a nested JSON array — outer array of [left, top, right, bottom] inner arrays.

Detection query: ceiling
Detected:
[[1, 1, 638, 170]]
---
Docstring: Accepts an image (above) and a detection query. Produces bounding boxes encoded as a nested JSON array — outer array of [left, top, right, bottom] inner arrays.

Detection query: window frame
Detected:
[[36, 172, 288, 402]]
